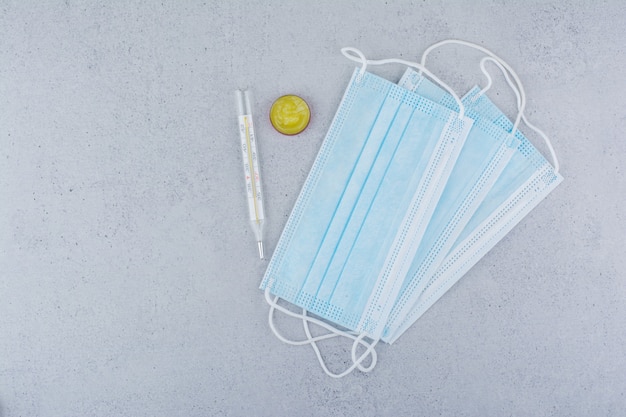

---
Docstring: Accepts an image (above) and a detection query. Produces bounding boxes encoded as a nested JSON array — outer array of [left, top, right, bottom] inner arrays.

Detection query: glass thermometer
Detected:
[[235, 89, 265, 259]]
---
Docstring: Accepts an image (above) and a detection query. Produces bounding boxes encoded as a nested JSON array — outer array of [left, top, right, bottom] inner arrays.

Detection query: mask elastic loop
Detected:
[[302, 311, 378, 377], [477, 57, 524, 147], [350, 333, 378, 371], [476, 57, 560, 174], [341, 47, 368, 78], [265, 288, 378, 377], [266, 288, 348, 344], [341, 47, 466, 120], [419, 39, 560, 174], [478, 57, 525, 132], [420, 39, 525, 98]]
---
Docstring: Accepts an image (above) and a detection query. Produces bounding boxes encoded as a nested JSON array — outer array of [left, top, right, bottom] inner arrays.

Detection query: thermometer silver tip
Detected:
[[257, 241, 264, 259]]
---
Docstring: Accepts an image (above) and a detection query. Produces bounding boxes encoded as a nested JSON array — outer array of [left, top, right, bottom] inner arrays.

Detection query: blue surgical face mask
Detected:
[[262, 42, 562, 377], [380, 68, 524, 341], [384, 56, 563, 343], [261, 64, 473, 345]]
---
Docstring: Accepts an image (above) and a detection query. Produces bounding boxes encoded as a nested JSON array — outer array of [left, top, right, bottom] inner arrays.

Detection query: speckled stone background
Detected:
[[1, 1, 625, 416]]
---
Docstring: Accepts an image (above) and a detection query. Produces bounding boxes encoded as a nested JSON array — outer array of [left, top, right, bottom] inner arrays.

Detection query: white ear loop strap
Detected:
[[477, 57, 560, 174], [421, 39, 526, 107], [301, 312, 379, 378], [341, 47, 466, 120], [264, 288, 378, 378], [420, 39, 560, 174], [475, 56, 525, 148]]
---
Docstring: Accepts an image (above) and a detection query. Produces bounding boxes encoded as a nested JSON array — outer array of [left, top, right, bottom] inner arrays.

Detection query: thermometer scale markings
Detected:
[[241, 115, 263, 224], [236, 89, 265, 259]]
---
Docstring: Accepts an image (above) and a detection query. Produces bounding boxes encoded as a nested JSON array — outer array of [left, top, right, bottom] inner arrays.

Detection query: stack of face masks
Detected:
[[260, 40, 563, 378]]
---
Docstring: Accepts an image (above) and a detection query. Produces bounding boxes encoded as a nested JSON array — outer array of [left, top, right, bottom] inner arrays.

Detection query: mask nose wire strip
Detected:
[[265, 288, 378, 377], [419, 39, 560, 174], [477, 57, 560, 174], [341, 47, 466, 120]]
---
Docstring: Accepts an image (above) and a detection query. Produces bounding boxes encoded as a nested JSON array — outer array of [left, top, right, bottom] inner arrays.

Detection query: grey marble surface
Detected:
[[1, 1, 625, 416]]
